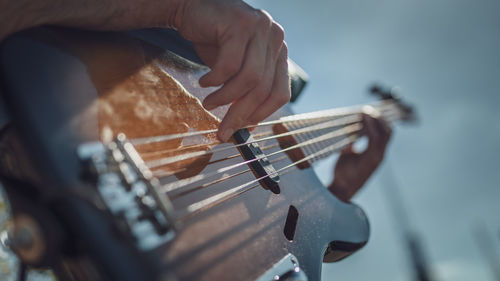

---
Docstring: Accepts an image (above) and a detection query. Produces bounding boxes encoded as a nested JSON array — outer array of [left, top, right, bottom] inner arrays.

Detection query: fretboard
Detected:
[[272, 100, 404, 169]]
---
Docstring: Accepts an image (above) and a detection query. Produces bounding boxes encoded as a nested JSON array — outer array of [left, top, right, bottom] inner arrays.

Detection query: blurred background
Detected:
[[246, 0, 500, 280], [1, 0, 500, 280]]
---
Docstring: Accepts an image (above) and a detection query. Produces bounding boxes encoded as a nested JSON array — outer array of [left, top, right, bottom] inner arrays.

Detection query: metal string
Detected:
[[129, 101, 397, 146], [171, 112, 402, 218], [144, 104, 400, 170], [145, 114, 364, 169], [177, 135, 358, 220], [158, 123, 363, 194], [169, 155, 289, 200], [150, 142, 281, 178]]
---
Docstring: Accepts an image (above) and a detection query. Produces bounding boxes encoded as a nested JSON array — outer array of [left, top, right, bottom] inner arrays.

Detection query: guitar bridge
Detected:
[[77, 134, 176, 251]]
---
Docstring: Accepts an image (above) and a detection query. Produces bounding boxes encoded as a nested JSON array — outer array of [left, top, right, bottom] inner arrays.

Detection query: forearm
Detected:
[[0, 0, 184, 42]]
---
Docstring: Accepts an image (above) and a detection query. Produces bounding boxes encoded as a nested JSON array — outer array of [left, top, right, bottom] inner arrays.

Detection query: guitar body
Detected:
[[0, 27, 369, 281]]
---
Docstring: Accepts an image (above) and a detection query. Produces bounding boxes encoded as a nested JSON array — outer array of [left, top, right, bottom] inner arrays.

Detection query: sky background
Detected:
[[246, 0, 500, 280]]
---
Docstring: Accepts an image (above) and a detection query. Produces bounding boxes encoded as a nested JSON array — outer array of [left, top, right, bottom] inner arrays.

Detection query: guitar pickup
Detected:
[[233, 129, 280, 194]]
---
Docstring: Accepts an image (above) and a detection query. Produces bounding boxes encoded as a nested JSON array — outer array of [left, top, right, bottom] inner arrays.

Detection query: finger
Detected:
[[378, 118, 393, 141], [363, 115, 391, 162], [193, 43, 218, 67], [199, 33, 249, 88], [217, 50, 284, 142], [247, 45, 290, 124], [216, 55, 276, 142], [363, 115, 385, 155], [341, 144, 355, 154], [202, 30, 269, 110], [370, 115, 392, 144], [362, 114, 380, 142], [216, 45, 277, 142], [216, 89, 267, 141]]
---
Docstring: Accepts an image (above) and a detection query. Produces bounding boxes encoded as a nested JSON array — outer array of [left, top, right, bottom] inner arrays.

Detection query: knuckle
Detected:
[[248, 115, 263, 125], [280, 41, 289, 57], [244, 71, 263, 87], [236, 10, 259, 31], [256, 10, 273, 28], [253, 86, 271, 100], [221, 61, 240, 77], [274, 90, 291, 106], [231, 114, 247, 128], [272, 23, 285, 42]]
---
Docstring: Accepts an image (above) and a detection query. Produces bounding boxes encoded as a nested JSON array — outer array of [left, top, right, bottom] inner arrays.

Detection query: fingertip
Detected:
[[199, 73, 213, 88], [202, 98, 216, 111], [363, 116, 378, 137], [217, 127, 235, 142], [201, 71, 229, 88], [203, 104, 217, 111]]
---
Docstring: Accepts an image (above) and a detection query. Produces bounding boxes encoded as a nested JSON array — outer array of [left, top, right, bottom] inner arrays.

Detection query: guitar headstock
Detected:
[[370, 84, 417, 124]]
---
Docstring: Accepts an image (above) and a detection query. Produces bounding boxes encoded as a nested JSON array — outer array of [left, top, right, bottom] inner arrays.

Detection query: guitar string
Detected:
[[158, 123, 363, 193], [162, 112, 399, 202], [168, 155, 289, 200], [150, 140, 281, 180], [151, 142, 281, 178], [152, 112, 399, 222], [144, 107, 400, 170], [145, 114, 364, 169], [139, 130, 277, 162], [250, 130, 274, 139], [139, 143, 211, 158], [133, 102, 396, 148], [176, 135, 358, 221], [129, 101, 397, 146], [151, 153, 242, 178], [143, 102, 398, 162], [129, 109, 398, 197], [164, 111, 355, 199]]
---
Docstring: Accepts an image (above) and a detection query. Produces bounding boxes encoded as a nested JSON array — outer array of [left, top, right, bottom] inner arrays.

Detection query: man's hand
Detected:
[[328, 114, 392, 202], [0, 0, 291, 142], [174, 0, 290, 141]]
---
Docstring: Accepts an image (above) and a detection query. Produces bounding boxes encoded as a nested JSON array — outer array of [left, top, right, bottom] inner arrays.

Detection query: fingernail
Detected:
[[202, 100, 216, 111], [199, 76, 209, 87], [219, 128, 234, 142]]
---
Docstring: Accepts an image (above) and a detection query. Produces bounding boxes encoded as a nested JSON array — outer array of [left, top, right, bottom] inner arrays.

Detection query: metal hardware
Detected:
[[6, 214, 44, 265], [256, 254, 308, 281], [370, 84, 416, 123], [77, 135, 176, 251]]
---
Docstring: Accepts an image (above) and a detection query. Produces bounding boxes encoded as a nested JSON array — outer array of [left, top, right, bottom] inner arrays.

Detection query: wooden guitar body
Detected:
[[0, 28, 369, 281]]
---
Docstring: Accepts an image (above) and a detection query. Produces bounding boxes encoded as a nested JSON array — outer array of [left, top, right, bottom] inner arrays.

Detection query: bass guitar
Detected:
[[0, 27, 414, 281]]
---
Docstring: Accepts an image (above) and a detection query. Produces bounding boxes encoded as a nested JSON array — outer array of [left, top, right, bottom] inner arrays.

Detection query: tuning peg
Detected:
[[369, 84, 400, 100], [369, 84, 417, 123]]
